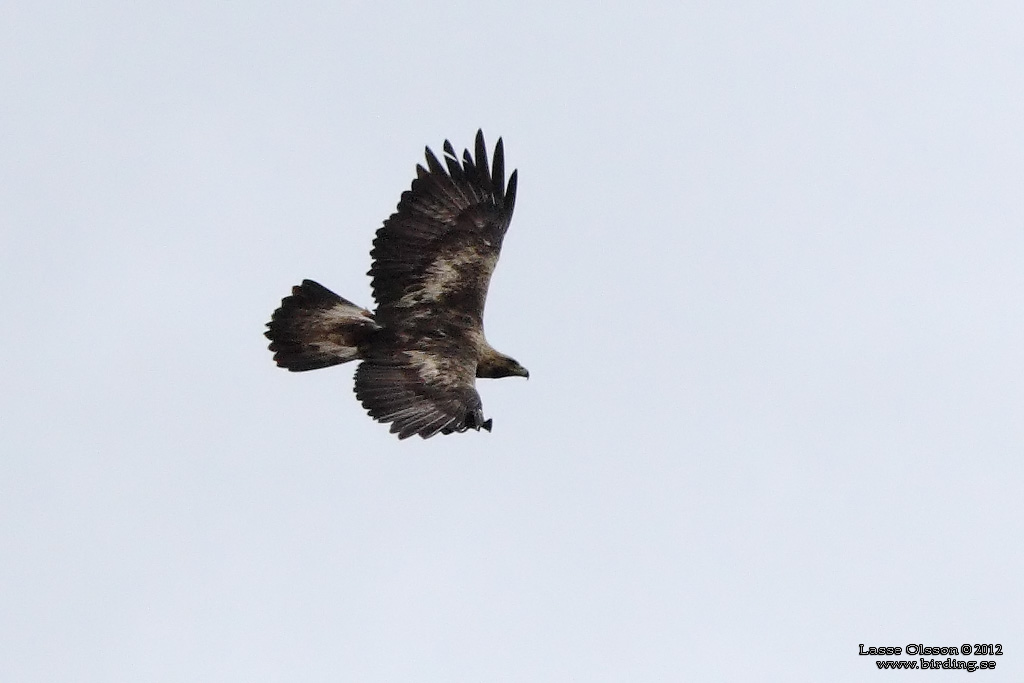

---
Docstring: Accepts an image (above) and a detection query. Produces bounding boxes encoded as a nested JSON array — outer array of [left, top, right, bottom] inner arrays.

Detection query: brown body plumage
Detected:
[[265, 131, 527, 439]]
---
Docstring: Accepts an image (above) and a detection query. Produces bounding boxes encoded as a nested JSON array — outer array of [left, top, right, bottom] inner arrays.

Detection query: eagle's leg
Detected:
[[463, 409, 493, 433]]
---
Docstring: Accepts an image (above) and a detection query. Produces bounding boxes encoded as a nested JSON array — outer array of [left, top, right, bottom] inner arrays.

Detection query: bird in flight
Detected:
[[266, 131, 528, 439]]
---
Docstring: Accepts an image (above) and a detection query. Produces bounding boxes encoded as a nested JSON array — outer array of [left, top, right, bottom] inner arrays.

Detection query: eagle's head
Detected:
[[477, 352, 529, 380]]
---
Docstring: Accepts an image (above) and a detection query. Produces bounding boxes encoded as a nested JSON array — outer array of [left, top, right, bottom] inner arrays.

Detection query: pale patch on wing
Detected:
[[390, 257, 458, 308], [405, 350, 442, 382], [448, 244, 497, 272], [420, 257, 461, 301], [390, 247, 498, 309]]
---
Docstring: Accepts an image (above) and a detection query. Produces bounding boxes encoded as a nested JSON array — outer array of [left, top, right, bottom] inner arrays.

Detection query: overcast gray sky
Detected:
[[3, 2, 1022, 681]]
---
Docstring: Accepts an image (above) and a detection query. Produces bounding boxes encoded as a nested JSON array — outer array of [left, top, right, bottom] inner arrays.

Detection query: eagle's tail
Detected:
[[265, 279, 380, 371]]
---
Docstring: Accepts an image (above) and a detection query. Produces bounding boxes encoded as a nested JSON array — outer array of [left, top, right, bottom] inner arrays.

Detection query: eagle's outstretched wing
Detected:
[[367, 129, 518, 327], [354, 351, 491, 440], [354, 131, 518, 439]]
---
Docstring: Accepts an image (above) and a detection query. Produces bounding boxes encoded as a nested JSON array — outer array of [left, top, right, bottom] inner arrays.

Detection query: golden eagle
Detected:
[[265, 131, 527, 439]]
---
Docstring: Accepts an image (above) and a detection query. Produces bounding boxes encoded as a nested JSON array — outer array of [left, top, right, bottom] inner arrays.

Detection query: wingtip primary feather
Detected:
[[505, 169, 518, 213], [492, 138, 505, 197], [474, 131, 490, 192], [423, 146, 445, 175]]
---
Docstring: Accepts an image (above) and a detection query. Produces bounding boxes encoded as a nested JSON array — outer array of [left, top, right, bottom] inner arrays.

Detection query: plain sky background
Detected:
[[2, 2, 1022, 680]]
